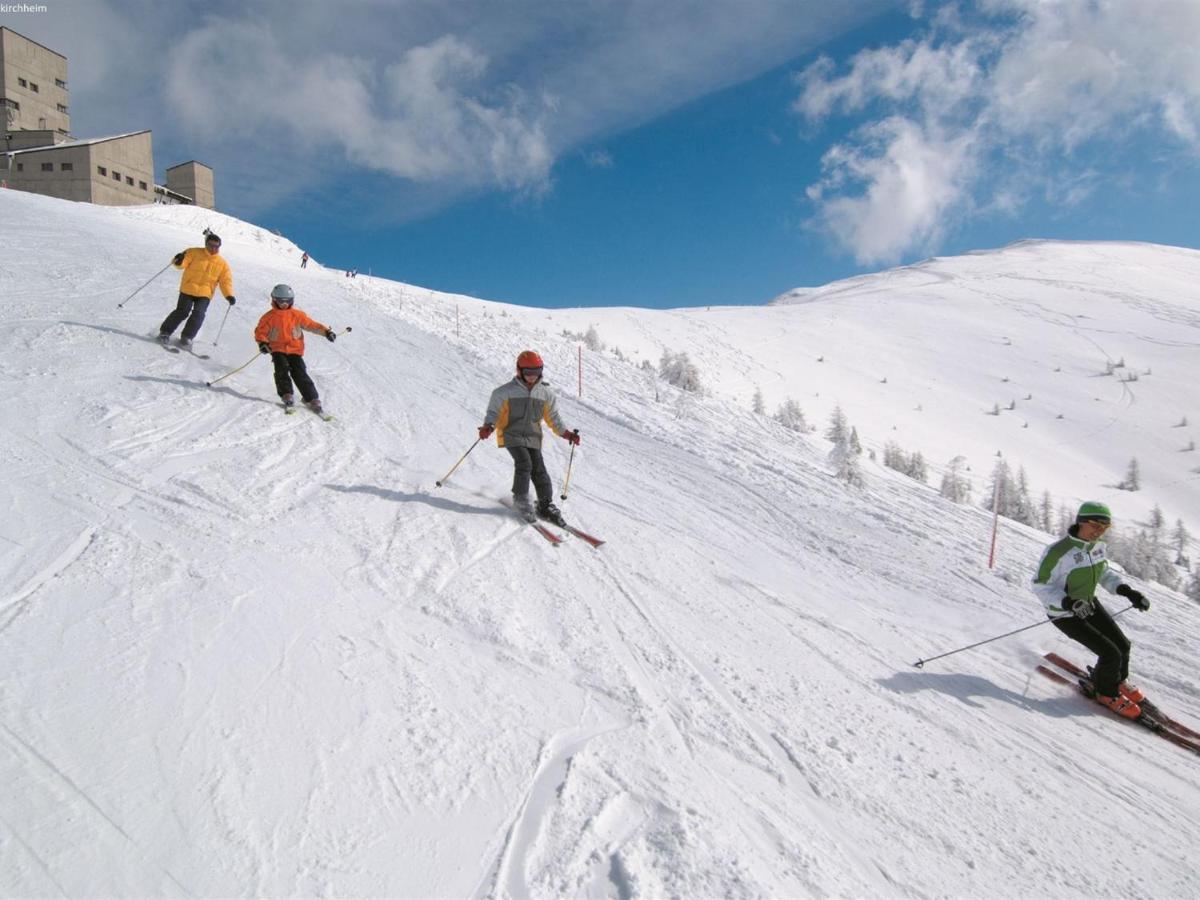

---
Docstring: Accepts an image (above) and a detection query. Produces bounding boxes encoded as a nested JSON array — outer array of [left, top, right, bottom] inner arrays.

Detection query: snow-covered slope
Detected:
[[1, 188, 1198, 898]]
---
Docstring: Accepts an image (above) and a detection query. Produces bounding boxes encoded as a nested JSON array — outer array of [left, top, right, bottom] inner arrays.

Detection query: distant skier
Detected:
[[1032, 501, 1151, 718], [300, 251, 309, 269], [254, 284, 335, 414], [158, 232, 236, 349], [478, 350, 580, 524]]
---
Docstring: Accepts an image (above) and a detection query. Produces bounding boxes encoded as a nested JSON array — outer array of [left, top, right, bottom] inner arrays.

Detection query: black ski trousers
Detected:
[[271, 352, 318, 403], [1051, 602, 1131, 696], [507, 445, 552, 504], [159, 292, 211, 341]]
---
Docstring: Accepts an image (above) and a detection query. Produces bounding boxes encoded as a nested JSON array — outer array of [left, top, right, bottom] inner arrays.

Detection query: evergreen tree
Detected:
[[907, 451, 928, 484], [826, 405, 849, 444], [1121, 457, 1141, 491], [830, 437, 864, 487], [775, 399, 809, 432], [939, 456, 972, 504], [752, 387, 765, 415], [1039, 490, 1055, 533], [1012, 467, 1036, 526], [1173, 518, 1192, 567], [985, 458, 1014, 517], [849, 426, 863, 456]]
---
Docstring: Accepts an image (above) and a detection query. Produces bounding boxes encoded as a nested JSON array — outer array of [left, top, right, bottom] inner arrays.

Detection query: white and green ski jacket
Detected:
[[1031, 527, 1125, 616]]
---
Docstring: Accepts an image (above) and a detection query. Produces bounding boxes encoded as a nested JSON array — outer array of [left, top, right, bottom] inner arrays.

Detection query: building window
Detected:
[[1, 98, 18, 111], [112, 171, 121, 181], [139, 180, 148, 190], [18, 78, 27, 88], [125, 176, 133, 186], [97, 165, 107, 176], [57, 104, 68, 114], [15, 163, 22, 172], [56, 79, 67, 89], [41, 162, 54, 172], [61, 162, 73, 171], [30, 83, 39, 93]]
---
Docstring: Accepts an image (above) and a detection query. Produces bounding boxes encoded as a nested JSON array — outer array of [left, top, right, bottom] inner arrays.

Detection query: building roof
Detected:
[[166, 159, 213, 171], [3, 130, 150, 156], [0, 26, 69, 61]]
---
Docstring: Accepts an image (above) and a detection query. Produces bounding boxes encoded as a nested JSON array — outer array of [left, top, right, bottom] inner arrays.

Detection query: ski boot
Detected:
[[281, 393, 296, 411], [536, 500, 566, 527], [156, 332, 171, 346], [1119, 681, 1146, 704], [513, 493, 536, 523], [1095, 692, 1142, 719], [177, 337, 192, 349], [305, 398, 324, 414]]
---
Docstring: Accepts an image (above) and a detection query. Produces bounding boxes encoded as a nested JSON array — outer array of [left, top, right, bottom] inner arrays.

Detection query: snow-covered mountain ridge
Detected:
[[1, 188, 1198, 898]]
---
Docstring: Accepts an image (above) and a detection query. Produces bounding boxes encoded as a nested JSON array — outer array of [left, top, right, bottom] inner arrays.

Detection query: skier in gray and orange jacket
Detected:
[[1032, 501, 1150, 719], [478, 350, 580, 525]]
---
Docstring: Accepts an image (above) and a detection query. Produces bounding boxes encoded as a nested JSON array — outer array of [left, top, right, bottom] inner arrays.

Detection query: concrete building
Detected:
[[0, 26, 69, 137], [0, 27, 214, 208]]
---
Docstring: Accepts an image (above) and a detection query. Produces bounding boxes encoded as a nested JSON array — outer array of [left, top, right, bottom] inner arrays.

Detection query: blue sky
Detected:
[[11, 1, 1200, 308]]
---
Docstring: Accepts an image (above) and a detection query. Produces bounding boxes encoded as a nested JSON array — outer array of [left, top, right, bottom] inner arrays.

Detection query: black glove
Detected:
[[173, 252, 185, 266], [1117, 584, 1149, 611], [1069, 597, 1094, 618], [258, 342, 271, 355], [325, 330, 336, 342], [227, 296, 236, 306]]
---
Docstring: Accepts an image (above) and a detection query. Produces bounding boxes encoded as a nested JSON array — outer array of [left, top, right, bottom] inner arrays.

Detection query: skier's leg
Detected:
[[1052, 616, 1124, 696], [1089, 603, 1133, 682], [271, 353, 295, 399], [507, 446, 533, 499], [288, 355, 319, 403], [528, 447, 552, 504], [159, 293, 193, 337], [180, 297, 211, 341]]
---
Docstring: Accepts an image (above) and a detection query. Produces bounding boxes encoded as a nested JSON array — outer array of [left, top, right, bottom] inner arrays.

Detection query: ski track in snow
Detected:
[[2, 191, 1200, 898]]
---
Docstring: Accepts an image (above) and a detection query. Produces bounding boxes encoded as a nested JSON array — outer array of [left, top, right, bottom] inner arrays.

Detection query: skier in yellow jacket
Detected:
[[157, 232, 236, 349]]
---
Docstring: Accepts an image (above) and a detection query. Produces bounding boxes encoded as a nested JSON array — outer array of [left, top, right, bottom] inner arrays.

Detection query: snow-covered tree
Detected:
[[826, 405, 849, 444], [849, 426, 863, 456], [829, 437, 864, 487], [1039, 490, 1055, 534], [985, 458, 1014, 517], [1120, 457, 1141, 491], [775, 398, 809, 432], [939, 456, 972, 504], [659, 349, 702, 393], [1173, 519, 1192, 567], [752, 387, 765, 415], [1012, 467, 1036, 526], [1186, 564, 1200, 603]]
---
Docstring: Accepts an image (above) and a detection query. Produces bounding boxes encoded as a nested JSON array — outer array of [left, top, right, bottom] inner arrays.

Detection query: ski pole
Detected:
[[205, 352, 262, 388], [912, 605, 1133, 668], [435, 439, 480, 487], [116, 262, 172, 309], [560, 442, 576, 501], [211, 302, 232, 346]]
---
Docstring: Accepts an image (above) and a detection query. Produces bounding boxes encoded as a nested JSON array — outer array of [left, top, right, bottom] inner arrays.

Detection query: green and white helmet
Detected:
[[1076, 501, 1112, 523]]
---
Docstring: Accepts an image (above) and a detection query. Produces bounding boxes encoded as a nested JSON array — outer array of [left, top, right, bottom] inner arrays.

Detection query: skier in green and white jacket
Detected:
[[1032, 501, 1150, 719]]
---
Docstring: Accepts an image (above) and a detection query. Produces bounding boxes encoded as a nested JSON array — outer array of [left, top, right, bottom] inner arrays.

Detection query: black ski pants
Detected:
[[159, 292, 211, 341], [1051, 601, 1131, 696], [271, 352, 318, 403], [507, 445, 552, 504]]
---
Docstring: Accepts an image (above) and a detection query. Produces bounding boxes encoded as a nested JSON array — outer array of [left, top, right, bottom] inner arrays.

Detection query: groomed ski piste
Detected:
[[2, 187, 1199, 898]]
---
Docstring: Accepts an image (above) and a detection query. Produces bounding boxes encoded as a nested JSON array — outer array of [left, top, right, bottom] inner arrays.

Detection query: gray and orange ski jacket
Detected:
[[484, 377, 567, 449]]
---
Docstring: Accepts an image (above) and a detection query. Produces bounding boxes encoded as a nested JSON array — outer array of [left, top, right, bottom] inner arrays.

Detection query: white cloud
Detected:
[[21, 0, 896, 215], [796, 0, 1200, 264]]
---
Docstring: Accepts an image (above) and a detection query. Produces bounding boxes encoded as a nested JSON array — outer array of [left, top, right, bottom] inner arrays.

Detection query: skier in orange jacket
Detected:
[[254, 284, 335, 413]]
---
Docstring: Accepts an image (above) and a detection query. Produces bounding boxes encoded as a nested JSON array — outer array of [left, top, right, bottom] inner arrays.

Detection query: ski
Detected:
[[183, 348, 211, 360], [1038, 656, 1200, 756], [557, 523, 605, 548], [498, 499, 563, 545], [1045, 652, 1200, 741], [159, 342, 180, 354], [306, 406, 334, 422]]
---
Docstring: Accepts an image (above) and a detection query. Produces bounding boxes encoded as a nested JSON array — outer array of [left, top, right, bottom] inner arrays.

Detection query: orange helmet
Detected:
[[516, 350, 543, 370]]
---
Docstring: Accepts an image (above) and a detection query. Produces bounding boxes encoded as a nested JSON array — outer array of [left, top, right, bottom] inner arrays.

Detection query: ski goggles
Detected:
[[520, 367, 543, 377]]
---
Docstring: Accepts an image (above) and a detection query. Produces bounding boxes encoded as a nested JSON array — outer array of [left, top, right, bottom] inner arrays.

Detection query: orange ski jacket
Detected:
[[254, 307, 329, 355], [174, 247, 234, 300]]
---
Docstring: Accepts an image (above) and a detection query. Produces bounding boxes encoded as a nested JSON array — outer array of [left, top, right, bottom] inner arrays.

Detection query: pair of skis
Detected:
[[500, 500, 604, 548], [283, 402, 333, 422], [1037, 652, 1200, 756]]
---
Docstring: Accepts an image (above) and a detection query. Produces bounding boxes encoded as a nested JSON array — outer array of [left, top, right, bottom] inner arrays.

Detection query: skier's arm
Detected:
[[541, 390, 566, 435], [217, 260, 234, 299]]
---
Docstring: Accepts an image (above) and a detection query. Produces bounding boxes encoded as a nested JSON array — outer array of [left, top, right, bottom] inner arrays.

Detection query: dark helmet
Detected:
[[205, 231, 222, 246], [270, 283, 295, 308]]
